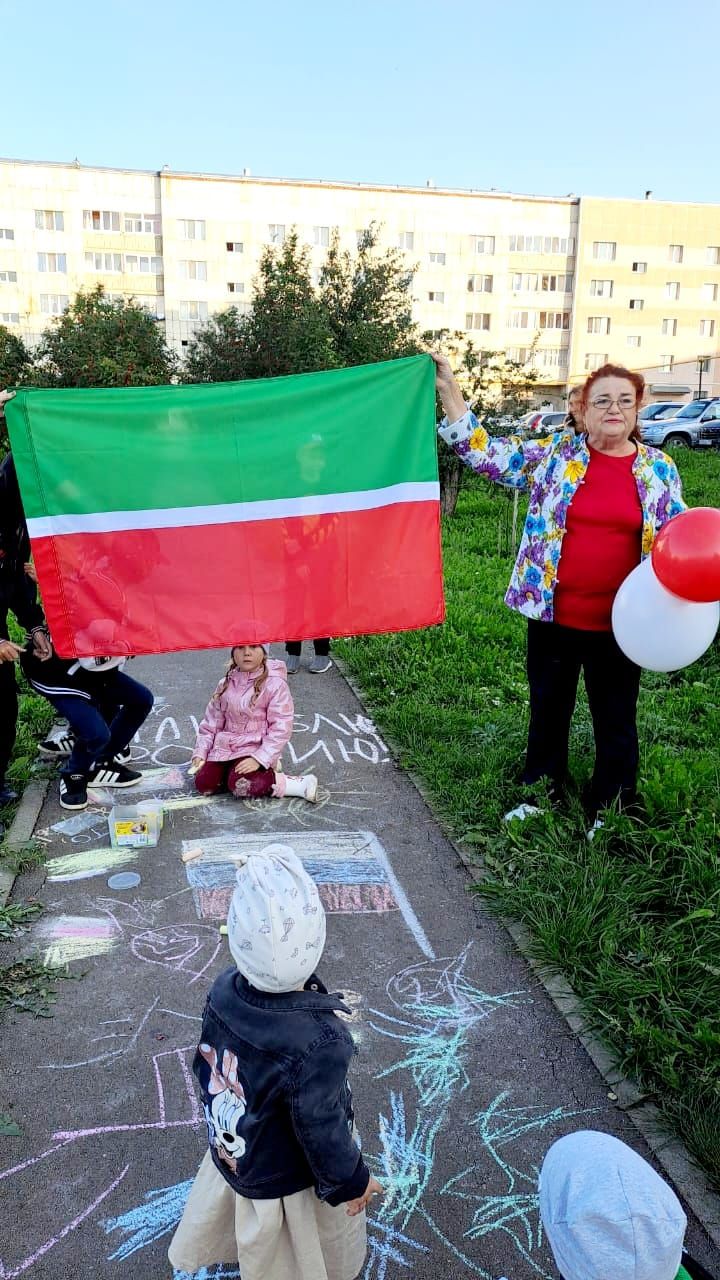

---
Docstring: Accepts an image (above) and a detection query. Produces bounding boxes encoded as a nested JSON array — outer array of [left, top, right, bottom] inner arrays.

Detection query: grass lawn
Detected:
[[337, 447, 720, 1186]]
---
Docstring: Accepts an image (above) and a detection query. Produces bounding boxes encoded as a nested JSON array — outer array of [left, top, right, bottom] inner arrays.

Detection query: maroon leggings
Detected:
[[194, 758, 276, 799]]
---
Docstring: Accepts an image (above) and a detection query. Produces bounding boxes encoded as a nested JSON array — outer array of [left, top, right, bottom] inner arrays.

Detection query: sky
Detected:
[[2, 0, 720, 204]]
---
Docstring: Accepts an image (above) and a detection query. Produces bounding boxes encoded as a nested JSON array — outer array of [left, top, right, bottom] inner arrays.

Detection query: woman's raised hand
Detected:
[[429, 353, 467, 425]]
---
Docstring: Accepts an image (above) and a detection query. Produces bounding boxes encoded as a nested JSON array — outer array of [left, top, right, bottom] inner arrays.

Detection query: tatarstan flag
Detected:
[[7, 355, 444, 657]]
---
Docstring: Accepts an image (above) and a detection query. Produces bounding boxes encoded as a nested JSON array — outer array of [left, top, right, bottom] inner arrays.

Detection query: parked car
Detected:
[[640, 398, 720, 449], [516, 409, 567, 435], [638, 401, 684, 423]]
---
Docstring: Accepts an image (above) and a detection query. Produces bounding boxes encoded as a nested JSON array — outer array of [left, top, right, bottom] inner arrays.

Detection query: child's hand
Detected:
[[234, 757, 260, 775], [188, 757, 205, 776], [346, 1176, 383, 1217]]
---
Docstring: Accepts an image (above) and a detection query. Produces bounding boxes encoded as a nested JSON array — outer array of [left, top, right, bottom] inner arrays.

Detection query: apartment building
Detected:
[[1, 158, 719, 403]]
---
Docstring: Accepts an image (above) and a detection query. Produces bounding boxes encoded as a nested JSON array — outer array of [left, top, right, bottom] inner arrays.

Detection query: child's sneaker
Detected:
[[59, 772, 88, 810], [38, 734, 74, 760], [114, 746, 132, 765], [283, 774, 318, 803], [88, 761, 142, 788]]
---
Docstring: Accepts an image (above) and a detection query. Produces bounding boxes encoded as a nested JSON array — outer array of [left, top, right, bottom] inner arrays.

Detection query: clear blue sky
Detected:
[[3, 0, 720, 203]]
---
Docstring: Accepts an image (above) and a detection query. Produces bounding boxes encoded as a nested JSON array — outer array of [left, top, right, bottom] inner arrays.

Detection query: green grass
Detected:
[[0, 619, 54, 845], [338, 449, 720, 1186]]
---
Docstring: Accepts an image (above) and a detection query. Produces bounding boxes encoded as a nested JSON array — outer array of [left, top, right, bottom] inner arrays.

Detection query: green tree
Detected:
[[183, 307, 251, 383], [319, 224, 419, 365], [245, 232, 337, 378], [424, 330, 540, 515], [0, 327, 33, 451], [34, 286, 176, 387]]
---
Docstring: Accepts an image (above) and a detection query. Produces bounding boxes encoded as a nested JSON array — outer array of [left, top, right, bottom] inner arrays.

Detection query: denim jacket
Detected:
[[438, 411, 686, 622], [193, 967, 369, 1205]]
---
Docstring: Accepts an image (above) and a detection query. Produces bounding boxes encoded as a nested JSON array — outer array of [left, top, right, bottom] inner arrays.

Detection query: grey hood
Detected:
[[539, 1131, 686, 1280]]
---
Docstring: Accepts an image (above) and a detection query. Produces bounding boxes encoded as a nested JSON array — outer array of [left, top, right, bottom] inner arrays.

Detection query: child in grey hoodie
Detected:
[[539, 1131, 713, 1280]]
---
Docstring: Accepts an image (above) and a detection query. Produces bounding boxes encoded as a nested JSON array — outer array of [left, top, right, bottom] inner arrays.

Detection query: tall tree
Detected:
[[0, 327, 33, 451], [319, 224, 419, 366], [35, 286, 176, 387], [183, 307, 251, 383], [244, 232, 338, 378]]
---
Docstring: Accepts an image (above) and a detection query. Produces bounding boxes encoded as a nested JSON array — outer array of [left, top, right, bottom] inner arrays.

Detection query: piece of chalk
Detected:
[[219, 925, 228, 935], [181, 847, 203, 863]]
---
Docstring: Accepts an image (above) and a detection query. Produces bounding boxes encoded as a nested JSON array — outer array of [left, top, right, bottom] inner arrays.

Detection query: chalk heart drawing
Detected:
[[131, 924, 220, 973]]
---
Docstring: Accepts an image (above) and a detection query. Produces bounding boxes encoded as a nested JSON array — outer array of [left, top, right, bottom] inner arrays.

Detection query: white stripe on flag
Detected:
[[27, 481, 440, 539]]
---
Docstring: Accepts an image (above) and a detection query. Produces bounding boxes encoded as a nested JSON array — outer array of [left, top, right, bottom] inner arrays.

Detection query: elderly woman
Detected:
[[433, 358, 686, 819]]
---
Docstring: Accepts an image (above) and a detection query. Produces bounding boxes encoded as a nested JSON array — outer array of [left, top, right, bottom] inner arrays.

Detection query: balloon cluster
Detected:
[[612, 509, 720, 672]]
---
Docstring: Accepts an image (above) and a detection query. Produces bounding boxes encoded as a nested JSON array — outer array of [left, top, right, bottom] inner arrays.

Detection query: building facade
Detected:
[[1, 158, 719, 403]]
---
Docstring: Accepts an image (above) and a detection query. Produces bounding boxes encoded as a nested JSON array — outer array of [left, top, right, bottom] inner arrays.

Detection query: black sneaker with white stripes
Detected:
[[87, 761, 142, 788], [114, 746, 132, 765], [38, 734, 74, 760], [59, 772, 88, 810]]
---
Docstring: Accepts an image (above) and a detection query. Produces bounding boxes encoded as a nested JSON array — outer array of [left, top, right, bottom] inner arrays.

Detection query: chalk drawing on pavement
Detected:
[[38, 914, 120, 966], [180, 829, 434, 959], [42, 999, 202, 1071]]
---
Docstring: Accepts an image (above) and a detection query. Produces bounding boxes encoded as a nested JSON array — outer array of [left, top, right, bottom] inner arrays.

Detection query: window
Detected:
[[539, 311, 570, 330], [509, 310, 537, 329], [227, 282, 245, 294], [0, 270, 17, 283], [84, 251, 122, 273], [226, 241, 244, 253], [666, 281, 680, 300], [626, 335, 641, 348], [629, 299, 644, 310], [0, 311, 19, 324], [37, 252, 67, 273], [706, 246, 720, 266], [125, 254, 163, 273], [542, 273, 571, 292], [538, 348, 569, 367], [467, 274, 493, 293], [178, 219, 206, 240], [699, 358, 711, 374], [0, 228, 14, 240], [506, 347, 530, 363], [590, 279, 613, 297], [179, 260, 207, 281], [179, 301, 209, 321], [35, 209, 64, 231], [668, 244, 684, 263], [466, 312, 491, 330], [700, 319, 715, 338], [508, 234, 574, 254], [124, 212, 160, 233], [313, 226, 330, 247], [632, 261, 647, 273], [587, 316, 610, 334], [511, 273, 539, 291], [40, 293, 69, 314], [268, 224, 285, 245], [659, 355, 674, 373], [584, 353, 608, 371], [428, 290, 445, 303], [702, 283, 718, 303], [472, 235, 495, 254], [398, 231, 414, 250], [83, 209, 120, 232], [661, 319, 677, 337], [429, 251, 446, 265], [593, 241, 616, 260]]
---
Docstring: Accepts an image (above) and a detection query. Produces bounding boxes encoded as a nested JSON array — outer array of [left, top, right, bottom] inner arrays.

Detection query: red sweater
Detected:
[[553, 446, 643, 631]]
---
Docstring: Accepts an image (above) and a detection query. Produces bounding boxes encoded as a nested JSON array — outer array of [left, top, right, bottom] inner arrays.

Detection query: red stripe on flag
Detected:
[[31, 503, 444, 657]]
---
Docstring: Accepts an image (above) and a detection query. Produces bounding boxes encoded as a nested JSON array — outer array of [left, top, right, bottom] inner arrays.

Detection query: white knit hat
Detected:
[[226, 843, 326, 993]]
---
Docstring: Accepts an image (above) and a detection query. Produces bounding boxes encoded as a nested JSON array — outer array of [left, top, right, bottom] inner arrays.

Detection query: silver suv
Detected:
[[640, 398, 720, 449]]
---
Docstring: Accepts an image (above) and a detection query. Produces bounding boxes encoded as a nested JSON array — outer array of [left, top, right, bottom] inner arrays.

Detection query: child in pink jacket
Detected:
[[190, 644, 318, 803]]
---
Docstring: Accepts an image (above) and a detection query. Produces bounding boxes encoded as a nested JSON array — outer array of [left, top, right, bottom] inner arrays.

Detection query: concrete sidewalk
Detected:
[[1, 645, 718, 1280]]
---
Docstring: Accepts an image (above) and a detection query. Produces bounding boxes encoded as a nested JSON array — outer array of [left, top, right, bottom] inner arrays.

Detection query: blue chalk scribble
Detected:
[[104, 1177, 193, 1260]]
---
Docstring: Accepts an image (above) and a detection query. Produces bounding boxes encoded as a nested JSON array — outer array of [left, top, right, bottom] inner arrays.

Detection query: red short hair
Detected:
[[580, 364, 644, 442]]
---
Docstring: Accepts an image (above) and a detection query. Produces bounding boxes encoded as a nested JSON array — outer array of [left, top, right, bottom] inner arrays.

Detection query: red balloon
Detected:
[[652, 507, 720, 602]]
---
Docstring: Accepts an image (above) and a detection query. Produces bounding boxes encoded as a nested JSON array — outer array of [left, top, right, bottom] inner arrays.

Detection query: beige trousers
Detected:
[[168, 1150, 367, 1280]]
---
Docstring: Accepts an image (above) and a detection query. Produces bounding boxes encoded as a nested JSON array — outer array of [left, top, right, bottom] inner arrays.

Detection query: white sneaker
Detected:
[[283, 774, 318, 803], [503, 802, 543, 822], [586, 818, 604, 842]]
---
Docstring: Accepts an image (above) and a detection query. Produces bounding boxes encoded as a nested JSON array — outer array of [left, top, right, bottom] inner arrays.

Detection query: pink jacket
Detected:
[[194, 659, 294, 769]]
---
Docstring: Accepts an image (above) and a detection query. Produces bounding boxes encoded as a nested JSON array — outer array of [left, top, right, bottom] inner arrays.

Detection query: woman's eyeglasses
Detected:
[[589, 396, 636, 411]]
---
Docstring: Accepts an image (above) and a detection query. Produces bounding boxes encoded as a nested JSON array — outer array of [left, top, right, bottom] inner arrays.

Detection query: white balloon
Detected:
[[612, 558, 720, 672]]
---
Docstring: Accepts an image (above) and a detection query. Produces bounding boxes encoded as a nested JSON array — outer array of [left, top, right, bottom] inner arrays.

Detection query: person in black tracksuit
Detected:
[[0, 452, 50, 809]]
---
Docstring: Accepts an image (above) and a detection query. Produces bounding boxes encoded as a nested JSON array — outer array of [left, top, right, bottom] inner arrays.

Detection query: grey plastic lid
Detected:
[[107, 871, 141, 889]]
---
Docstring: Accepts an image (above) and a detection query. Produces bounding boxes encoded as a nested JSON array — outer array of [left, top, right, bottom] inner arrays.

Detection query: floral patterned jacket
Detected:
[[438, 411, 686, 622]]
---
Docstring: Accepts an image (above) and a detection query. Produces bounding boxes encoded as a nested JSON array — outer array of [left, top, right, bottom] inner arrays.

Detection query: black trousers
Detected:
[[0, 658, 18, 786], [285, 639, 330, 657], [523, 619, 641, 811]]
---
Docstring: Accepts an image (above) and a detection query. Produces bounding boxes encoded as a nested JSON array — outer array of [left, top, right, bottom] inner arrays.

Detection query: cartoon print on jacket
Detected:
[[198, 1043, 248, 1171]]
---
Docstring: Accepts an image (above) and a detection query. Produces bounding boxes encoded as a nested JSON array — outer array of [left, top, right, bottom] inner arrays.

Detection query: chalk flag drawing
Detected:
[[38, 914, 120, 966], [181, 829, 434, 959]]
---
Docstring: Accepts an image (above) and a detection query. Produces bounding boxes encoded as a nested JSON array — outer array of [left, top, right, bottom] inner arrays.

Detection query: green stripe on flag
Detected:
[[7, 355, 436, 519]]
